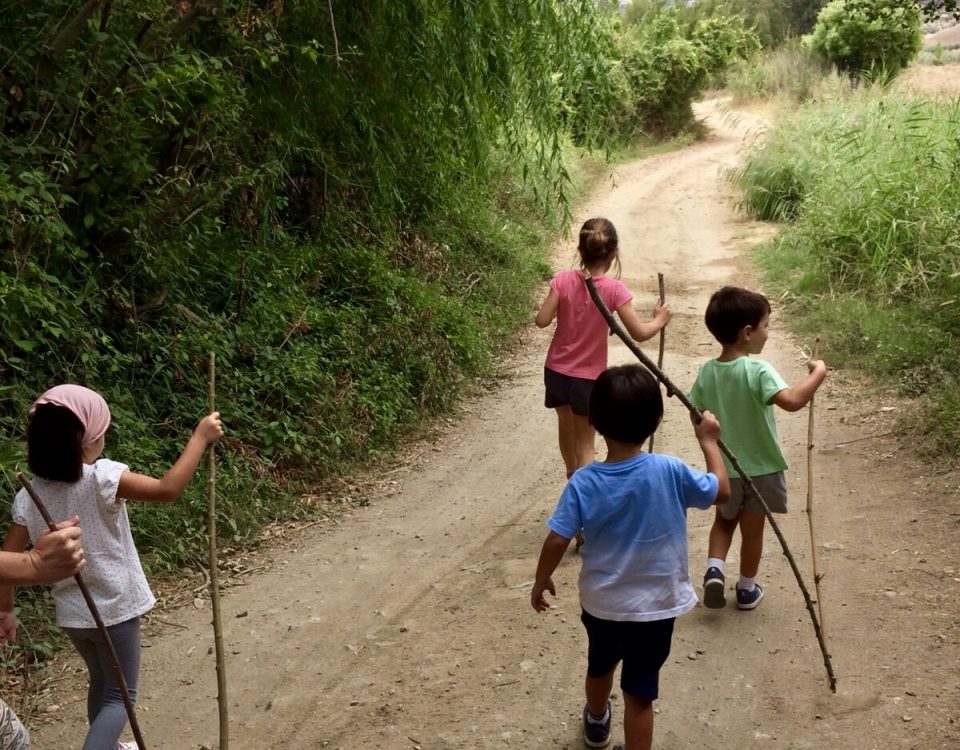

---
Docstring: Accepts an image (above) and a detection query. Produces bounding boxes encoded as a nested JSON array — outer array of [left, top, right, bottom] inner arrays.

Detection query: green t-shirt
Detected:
[[688, 357, 789, 478]]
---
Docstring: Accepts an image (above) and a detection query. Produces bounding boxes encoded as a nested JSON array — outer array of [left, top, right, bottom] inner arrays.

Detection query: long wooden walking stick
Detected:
[[647, 272, 666, 454], [806, 339, 828, 639], [207, 352, 229, 749], [16, 473, 148, 749], [584, 276, 838, 692]]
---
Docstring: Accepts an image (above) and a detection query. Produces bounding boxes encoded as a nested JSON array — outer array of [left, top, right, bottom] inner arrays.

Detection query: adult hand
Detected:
[[28, 517, 85, 584]]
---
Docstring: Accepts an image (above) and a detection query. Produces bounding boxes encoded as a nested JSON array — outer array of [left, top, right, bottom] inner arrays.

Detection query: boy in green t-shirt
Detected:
[[689, 286, 827, 610]]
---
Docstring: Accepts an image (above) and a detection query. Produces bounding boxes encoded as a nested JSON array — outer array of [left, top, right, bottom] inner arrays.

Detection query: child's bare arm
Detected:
[[772, 359, 828, 412], [694, 411, 730, 505], [531, 531, 571, 612], [535, 289, 560, 328], [615, 300, 671, 343], [118, 413, 223, 503]]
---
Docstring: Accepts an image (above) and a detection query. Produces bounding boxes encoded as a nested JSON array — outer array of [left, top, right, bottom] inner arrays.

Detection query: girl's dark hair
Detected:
[[578, 218, 619, 271], [589, 364, 663, 445], [28, 403, 85, 482], [704, 286, 771, 345]]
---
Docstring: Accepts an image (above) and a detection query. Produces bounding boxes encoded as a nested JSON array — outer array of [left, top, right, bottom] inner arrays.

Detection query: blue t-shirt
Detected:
[[548, 453, 717, 622]]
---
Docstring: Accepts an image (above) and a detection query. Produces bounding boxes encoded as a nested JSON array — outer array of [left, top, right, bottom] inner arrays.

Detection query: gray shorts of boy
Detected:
[[719, 471, 788, 520]]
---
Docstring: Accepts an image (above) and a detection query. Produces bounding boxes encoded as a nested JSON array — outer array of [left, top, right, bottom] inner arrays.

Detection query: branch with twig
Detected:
[[584, 276, 838, 694]]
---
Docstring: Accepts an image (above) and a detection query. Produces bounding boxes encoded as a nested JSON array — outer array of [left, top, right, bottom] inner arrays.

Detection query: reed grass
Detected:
[[726, 41, 832, 105]]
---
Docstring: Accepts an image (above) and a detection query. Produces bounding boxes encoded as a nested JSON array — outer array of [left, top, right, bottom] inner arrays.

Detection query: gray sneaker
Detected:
[[703, 566, 726, 609], [583, 702, 611, 748]]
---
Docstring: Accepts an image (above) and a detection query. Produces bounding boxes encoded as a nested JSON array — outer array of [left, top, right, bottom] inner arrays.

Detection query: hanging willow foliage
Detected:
[[0, 0, 619, 572]]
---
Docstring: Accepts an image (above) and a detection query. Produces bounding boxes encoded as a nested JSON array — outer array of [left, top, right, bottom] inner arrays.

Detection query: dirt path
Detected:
[[32, 100, 960, 750]]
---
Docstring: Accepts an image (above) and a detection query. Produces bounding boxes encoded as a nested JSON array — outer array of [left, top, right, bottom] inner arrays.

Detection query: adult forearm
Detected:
[[0, 553, 40, 588]]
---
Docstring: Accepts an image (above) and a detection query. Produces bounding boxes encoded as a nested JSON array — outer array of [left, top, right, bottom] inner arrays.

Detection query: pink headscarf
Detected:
[[31, 384, 111, 445]]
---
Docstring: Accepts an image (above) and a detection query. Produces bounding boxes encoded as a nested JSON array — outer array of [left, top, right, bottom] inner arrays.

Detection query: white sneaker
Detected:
[[117, 743, 139, 750]]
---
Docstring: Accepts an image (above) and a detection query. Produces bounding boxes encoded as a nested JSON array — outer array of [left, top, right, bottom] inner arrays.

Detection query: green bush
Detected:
[[616, 9, 758, 136], [808, 0, 923, 81], [0, 1, 608, 575]]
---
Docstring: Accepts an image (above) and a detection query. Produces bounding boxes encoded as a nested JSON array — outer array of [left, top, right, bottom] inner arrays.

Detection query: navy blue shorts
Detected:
[[581, 610, 675, 701], [544, 368, 594, 416]]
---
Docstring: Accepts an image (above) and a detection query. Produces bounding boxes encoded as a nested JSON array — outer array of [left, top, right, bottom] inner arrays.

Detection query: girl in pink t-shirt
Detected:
[[535, 218, 670, 479]]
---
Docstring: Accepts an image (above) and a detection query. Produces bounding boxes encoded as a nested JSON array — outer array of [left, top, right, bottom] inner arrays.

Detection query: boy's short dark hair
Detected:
[[589, 365, 662, 445], [704, 286, 771, 345]]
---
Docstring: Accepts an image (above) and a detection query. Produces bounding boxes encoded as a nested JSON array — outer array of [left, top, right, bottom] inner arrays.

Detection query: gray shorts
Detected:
[[719, 471, 788, 520]]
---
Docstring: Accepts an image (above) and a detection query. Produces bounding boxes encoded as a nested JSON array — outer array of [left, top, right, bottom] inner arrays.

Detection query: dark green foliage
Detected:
[[610, 7, 758, 137], [0, 0, 607, 578], [809, 0, 923, 81], [627, 0, 827, 47]]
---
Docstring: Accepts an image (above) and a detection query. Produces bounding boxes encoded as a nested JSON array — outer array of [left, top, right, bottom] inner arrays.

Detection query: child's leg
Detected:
[[65, 627, 107, 725], [707, 505, 739, 562], [555, 405, 578, 475], [584, 668, 615, 718], [619, 617, 674, 750], [572, 413, 596, 468], [738, 509, 766, 579], [622, 692, 654, 750], [67, 618, 142, 750]]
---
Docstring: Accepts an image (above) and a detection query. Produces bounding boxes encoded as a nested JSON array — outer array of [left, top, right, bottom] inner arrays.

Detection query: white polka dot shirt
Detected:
[[13, 459, 156, 628]]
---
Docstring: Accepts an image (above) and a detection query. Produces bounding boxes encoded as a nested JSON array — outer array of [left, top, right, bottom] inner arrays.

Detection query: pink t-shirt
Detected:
[[544, 270, 633, 380]]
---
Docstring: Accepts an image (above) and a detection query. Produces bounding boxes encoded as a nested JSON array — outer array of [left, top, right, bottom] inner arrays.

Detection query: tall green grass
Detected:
[[730, 87, 960, 459], [726, 41, 832, 104]]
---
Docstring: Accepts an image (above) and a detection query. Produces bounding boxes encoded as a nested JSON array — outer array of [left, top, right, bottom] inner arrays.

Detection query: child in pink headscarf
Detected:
[[0, 384, 222, 750]]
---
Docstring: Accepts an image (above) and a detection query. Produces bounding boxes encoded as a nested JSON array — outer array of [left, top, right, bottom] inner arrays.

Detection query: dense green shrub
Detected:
[[0, 0, 613, 573], [615, 9, 757, 136], [808, 0, 923, 81]]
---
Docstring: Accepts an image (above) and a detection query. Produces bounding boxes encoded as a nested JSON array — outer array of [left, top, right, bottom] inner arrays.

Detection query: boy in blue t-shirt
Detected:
[[531, 364, 729, 750], [689, 286, 827, 611]]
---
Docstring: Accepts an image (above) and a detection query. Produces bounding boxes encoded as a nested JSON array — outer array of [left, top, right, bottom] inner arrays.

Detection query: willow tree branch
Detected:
[[584, 275, 837, 693]]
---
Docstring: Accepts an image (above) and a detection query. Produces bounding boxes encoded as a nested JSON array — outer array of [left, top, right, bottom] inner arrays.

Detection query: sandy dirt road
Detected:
[[31, 99, 960, 750]]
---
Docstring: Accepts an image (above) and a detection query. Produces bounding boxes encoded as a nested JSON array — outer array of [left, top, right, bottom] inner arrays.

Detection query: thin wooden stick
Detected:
[[16, 473, 148, 749], [647, 272, 666, 454], [207, 352, 229, 749], [806, 339, 828, 641], [584, 276, 837, 692]]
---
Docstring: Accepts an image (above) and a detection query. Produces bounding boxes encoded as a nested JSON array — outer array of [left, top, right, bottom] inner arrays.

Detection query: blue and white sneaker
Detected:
[[582, 702, 611, 748], [736, 583, 765, 610], [702, 566, 726, 609]]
